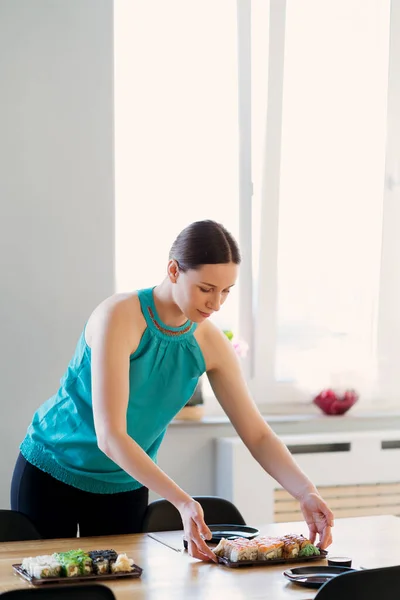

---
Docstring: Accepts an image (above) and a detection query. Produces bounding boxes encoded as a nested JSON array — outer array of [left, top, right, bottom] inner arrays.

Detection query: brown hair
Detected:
[[169, 220, 241, 271]]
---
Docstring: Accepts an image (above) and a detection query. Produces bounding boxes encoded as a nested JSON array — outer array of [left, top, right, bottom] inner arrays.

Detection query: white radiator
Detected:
[[215, 430, 400, 524]]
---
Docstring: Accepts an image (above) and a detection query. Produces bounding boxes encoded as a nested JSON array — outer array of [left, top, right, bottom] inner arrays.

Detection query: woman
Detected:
[[12, 220, 333, 563]]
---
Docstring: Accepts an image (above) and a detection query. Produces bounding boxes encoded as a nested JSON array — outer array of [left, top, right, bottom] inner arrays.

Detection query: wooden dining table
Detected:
[[0, 515, 398, 599]]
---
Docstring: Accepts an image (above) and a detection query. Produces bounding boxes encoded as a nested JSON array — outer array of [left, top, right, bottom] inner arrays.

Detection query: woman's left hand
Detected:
[[300, 492, 334, 549]]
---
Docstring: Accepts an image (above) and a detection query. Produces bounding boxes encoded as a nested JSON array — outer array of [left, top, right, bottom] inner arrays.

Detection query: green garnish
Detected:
[[54, 550, 92, 575], [299, 544, 320, 557]]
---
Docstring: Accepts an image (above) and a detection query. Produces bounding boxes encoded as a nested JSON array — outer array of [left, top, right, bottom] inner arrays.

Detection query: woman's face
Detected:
[[170, 261, 239, 323]]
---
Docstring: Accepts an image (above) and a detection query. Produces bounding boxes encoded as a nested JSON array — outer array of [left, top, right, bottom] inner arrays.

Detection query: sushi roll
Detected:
[[256, 537, 284, 560], [242, 540, 259, 561], [214, 537, 259, 562], [88, 551, 110, 574], [281, 536, 300, 559], [110, 553, 134, 573], [282, 534, 320, 557], [227, 539, 258, 562], [88, 549, 118, 574], [214, 537, 240, 561], [55, 554, 79, 577], [21, 557, 32, 573], [297, 535, 311, 550], [213, 538, 229, 558], [75, 550, 92, 575], [296, 536, 321, 557], [90, 555, 110, 575], [22, 555, 62, 578], [55, 550, 92, 577], [81, 556, 93, 575], [89, 549, 118, 564], [283, 533, 308, 549]]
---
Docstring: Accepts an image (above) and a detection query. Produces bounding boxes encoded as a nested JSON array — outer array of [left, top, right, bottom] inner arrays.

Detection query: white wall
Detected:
[[155, 411, 400, 503], [0, 0, 114, 508]]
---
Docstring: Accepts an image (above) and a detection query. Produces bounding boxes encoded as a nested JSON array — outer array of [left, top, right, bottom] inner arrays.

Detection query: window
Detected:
[[253, 0, 391, 407], [115, 0, 396, 414]]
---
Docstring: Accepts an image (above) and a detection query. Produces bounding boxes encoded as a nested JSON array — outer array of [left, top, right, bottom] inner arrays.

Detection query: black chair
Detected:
[[315, 565, 400, 599], [142, 495, 246, 532], [0, 510, 41, 542], [0, 585, 115, 600]]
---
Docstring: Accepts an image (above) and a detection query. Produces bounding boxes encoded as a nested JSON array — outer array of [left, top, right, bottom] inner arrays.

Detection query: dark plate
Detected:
[[208, 524, 260, 543], [217, 549, 328, 568], [12, 564, 142, 586], [183, 524, 260, 549], [284, 565, 355, 588]]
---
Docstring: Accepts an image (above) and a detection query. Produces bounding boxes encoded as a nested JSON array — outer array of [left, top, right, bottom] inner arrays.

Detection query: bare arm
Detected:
[[204, 324, 334, 547], [89, 302, 217, 561]]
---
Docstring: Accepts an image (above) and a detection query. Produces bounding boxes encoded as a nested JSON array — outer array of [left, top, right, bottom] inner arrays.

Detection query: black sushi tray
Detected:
[[216, 549, 328, 568], [12, 564, 142, 586]]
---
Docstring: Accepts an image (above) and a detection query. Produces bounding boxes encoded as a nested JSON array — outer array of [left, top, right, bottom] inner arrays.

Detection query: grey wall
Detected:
[[0, 0, 114, 508]]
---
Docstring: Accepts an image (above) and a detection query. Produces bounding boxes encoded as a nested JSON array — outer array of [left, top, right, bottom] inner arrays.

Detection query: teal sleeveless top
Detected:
[[20, 288, 206, 494]]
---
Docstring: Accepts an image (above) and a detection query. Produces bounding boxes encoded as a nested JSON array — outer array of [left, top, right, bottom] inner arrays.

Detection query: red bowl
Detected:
[[313, 389, 359, 415]]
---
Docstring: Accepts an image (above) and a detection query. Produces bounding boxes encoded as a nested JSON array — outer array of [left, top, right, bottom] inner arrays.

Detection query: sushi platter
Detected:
[[213, 533, 328, 568], [13, 548, 142, 585]]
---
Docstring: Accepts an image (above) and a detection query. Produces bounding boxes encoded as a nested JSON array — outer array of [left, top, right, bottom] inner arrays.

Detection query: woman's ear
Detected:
[[167, 259, 179, 283]]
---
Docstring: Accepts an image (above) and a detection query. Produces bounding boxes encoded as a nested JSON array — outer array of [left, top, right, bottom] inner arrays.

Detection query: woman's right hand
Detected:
[[179, 499, 218, 562]]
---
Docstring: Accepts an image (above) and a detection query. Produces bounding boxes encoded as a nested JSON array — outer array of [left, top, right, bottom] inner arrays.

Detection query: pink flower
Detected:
[[222, 330, 249, 359], [232, 337, 249, 359]]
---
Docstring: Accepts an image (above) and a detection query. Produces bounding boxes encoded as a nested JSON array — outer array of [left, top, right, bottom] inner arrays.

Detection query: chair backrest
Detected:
[[0, 510, 41, 542], [141, 495, 246, 532], [315, 565, 400, 599], [0, 584, 116, 600]]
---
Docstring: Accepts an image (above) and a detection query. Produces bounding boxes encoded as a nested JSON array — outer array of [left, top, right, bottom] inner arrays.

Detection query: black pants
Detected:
[[11, 453, 149, 539]]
